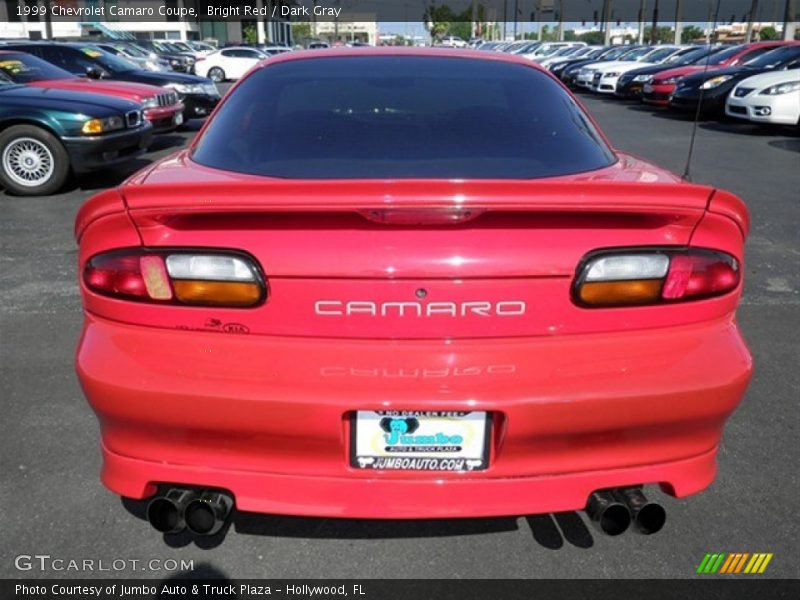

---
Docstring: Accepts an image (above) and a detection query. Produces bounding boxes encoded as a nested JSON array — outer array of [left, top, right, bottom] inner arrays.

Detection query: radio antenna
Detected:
[[682, 0, 723, 181]]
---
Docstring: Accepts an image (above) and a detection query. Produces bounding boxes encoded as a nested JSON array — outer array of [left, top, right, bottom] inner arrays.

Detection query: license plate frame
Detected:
[[350, 410, 491, 472]]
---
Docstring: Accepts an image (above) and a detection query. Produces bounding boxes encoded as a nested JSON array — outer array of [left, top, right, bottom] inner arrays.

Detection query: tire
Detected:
[[0, 125, 70, 196], [207, 67, 225, 83]]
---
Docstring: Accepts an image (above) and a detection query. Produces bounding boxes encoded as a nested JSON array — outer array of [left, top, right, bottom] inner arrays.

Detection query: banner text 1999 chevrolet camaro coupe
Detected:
[[75, 49, 752, 538]]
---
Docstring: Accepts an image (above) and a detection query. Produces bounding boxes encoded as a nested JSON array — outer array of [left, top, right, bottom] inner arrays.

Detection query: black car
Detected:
[[670, 44, 800, 115], [0, 77, 151, 196], [559, 46, 640, 86], [547, 46, 607, 76], [131, 40, 195, 73], [1, 42, 220, 119], [614, 46, 722, 99]]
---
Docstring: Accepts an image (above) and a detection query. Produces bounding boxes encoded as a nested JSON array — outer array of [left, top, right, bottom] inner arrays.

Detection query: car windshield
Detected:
[[77, 46, 137, 72], [744, 45, 800, 69], [118, 44, 148, 58], [621, 47, 652, 61], [641, 48, 677, 62], [666, 47, 706, 64], [0, 53, 74, 82], [192, 56, 616, 180], [705, 45, 745, 65], [0, 71, 21, 86]]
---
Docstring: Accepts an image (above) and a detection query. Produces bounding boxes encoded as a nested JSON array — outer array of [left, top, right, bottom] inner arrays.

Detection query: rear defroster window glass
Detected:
[[192, 56, 616, 179]]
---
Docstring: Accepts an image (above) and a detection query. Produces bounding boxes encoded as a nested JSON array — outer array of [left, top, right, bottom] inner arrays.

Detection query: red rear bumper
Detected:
[[77, 314, 751, 518]]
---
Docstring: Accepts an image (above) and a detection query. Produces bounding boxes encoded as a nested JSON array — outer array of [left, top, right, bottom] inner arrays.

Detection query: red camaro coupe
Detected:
[[75, 48, 752, 538]]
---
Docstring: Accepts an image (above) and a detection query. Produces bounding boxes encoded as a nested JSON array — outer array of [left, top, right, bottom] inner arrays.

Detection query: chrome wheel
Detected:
[[208, 68, 224, 83], [2, 137, 55, 187]]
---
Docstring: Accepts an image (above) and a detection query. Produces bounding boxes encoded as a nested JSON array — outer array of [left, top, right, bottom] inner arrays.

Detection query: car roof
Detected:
[[259, 46, 549, 71]]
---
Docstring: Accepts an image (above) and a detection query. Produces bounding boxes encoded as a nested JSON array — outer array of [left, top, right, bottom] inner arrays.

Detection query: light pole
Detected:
[[783, 0, 797, 40], [637, 0, 647, 43], [745, 0, 760, 42], [674, 0, 683, 43]]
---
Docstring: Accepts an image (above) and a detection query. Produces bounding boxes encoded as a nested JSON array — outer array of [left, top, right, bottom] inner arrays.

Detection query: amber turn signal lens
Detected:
[[578, 280, 663, 306], [172, 280, 262, 306]]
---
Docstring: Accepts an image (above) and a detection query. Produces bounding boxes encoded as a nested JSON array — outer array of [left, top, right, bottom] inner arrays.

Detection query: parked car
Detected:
[[643, 41, 788, 106], [75, 48, 751, 536], [539, 45, 601, 69], [614, 46, 721, 99], [187, 41, 217, 56], [133, 40, 196, 73], [522, 41, 586, 62], [725, 69, 800, 125], [93, 42, 171, 72], [437, 36, 467, 48], [0, 51, 184, 133], [550, 45, 620, 79], [195, 47, 266, 82], [0, 42, 220, 120], [565, 46, 643, 87], [670, 43, 800, 115], [0, 75, 151, 195], [587, 46, 683, 94], [254, 45, 292, 56]]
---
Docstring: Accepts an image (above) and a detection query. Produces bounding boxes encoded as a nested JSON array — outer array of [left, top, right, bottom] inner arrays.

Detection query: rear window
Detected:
[[192, 56, 616, 179]]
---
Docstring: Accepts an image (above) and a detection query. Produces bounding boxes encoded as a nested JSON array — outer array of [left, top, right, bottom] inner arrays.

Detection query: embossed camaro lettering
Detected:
[[314, 300, 527, 317]]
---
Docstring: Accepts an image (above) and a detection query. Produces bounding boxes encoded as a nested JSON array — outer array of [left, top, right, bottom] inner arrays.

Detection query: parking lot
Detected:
[[1, 87, 798, 579]]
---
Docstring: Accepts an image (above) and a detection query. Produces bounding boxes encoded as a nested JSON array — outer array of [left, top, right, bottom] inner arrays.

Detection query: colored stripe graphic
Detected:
[[719, 554, 736, 574], [698, 552, 772, 574], [697, 554, 713, 573], [734, 553, 750, 573], [758, 554, 773, 573]]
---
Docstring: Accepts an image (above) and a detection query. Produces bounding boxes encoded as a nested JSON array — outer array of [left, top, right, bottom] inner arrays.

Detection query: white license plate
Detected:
[[351, 411, 490, 471], [174, 112, 184, 125], [643, 84, 653, 93]]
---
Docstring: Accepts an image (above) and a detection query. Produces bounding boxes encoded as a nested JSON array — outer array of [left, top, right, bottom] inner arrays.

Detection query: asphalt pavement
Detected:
[[1, 88, 798, 580]]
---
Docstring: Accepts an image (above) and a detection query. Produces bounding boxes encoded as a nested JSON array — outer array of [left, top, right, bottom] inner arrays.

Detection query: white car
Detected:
[[726, 69, 800, 125], [585, 46, 683, 93], [195, 47, 266, 82], [438, 36, 467, 48]]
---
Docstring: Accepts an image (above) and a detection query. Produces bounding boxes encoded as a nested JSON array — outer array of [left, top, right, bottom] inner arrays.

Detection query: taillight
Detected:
[[573, 248, 739, 307], [83, 249, 265, 307]]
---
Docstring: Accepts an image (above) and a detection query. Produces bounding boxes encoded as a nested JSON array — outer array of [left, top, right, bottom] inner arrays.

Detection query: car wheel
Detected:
[[208, 67, 225, 83], [0, 125, 70, 196]]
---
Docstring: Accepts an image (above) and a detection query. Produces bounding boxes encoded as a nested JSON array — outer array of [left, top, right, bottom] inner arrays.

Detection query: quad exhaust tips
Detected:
[[146, 488, 233, 536], [585, 487, 666, 536]]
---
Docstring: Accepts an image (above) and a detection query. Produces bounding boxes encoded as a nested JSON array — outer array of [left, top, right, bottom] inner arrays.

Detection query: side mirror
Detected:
[[86, 66, 107, 79]]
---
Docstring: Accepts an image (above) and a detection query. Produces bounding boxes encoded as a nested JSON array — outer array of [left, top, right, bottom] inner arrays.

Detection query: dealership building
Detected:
[[0, 0, 293, 45]]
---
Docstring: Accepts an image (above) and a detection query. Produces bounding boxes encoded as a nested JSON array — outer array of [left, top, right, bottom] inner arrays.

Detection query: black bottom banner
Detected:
[[3, 579, 799, 600]]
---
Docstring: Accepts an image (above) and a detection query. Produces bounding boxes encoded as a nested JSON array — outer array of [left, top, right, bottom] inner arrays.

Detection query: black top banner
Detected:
[[4, 0, 798, 24]]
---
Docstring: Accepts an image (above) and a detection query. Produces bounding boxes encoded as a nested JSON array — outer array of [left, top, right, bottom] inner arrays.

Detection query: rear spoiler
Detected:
[[121, 180, 715, 218]]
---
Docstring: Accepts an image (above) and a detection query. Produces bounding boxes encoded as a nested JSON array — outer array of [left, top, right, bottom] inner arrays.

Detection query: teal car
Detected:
[[0, 76, 152, 196]]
